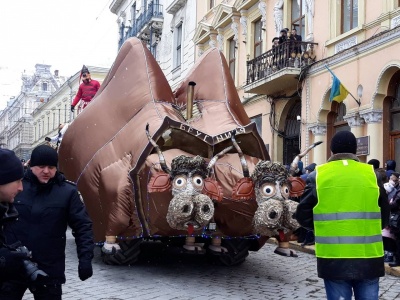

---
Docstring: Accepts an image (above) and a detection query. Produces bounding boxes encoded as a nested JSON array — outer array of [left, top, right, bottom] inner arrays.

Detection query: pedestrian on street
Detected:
[[45, 123, 70, 151], [385, 159, 397, 178], [295, 131, 390, 300], [70, 65, 100, 113], [1, 145, 94, 299], [0, 149, 30, 284], [368, 159, 380, 170]]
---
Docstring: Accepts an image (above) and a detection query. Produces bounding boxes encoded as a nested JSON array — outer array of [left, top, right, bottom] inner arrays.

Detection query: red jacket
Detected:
[[71, 79, 100, 108]]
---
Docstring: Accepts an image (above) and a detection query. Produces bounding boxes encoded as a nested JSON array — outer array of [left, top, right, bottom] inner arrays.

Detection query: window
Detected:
[[173, 24, 182, 68], [341, 0, 358, 33], [253, 19, 262, 57], [228, 38, 236, 80], [42, 82, 48, 91], [291, 0, 305, 39], [209, 0, 215, 10], [251, 115, 262, 135], [131, 2, 136, 24], [152, 43, 157, 60]]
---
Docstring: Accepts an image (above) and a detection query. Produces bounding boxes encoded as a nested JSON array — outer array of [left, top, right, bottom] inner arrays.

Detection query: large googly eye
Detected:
[[191, 175, 204, 190], [280, 184, 290, 199], [173, 175, 187, 189], [260, 183, 276, 198]]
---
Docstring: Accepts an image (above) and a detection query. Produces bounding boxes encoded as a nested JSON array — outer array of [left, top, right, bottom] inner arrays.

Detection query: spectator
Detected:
[[289, 28, 302, 54], [388, 185, 400, 267], [0, 149, 29, 284], [368, 159, 380, 170], [71, 65, 100, 113], [375, 168, 397, 263], [45, 123, 70, 151], [296, 131, 389, 300], [272, 37, 281, 68], [385, 172, 400, 202], [278, 28, 288, 44], [1, 145, 94, 299], [386, 159, 397, 178], [301, 162, 316, 181]]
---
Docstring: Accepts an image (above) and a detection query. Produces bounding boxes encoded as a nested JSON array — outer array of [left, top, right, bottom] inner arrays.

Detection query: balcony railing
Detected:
[[246, 41, 318, 85], [118, 3, 164, 49]]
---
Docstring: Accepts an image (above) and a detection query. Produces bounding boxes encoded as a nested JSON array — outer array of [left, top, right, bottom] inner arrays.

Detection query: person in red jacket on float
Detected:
[[71, 65, 100, 113]]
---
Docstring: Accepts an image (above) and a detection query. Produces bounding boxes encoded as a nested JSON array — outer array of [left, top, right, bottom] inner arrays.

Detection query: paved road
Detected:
[[22, 230, 400, 300]]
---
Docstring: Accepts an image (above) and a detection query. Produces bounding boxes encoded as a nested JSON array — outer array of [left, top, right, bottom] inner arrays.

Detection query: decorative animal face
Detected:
[[146, 125, 231, 233], [229, 134, 300, 236], [250, 161, 300, 236]]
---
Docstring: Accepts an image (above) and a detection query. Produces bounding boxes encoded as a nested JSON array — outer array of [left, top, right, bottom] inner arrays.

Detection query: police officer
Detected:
[[1, 145, 94, 299], [0, 149, 29, 284]]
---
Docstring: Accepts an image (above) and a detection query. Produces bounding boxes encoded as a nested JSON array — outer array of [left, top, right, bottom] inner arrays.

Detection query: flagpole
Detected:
[[348, 92, 361, 107]]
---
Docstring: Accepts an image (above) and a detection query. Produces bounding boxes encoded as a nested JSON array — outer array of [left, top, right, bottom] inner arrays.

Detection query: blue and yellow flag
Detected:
[[326, 66, 349, 103]]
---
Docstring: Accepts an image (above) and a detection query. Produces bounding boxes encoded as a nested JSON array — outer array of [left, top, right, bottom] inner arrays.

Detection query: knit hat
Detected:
[[305, 163, 316, 172], [30, 145, 58, 167], [330, 131, 357, 154], [0, 149, 24, 185], [81, 65, 90, 75], [367, 159, 380, 170]]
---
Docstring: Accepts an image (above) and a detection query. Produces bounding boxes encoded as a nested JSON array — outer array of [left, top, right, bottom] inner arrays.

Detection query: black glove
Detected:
[[45, 137, 51, 142], [0, 247, 29, 272], [78, 260, 93, 281], [71, 105, 75, 112]]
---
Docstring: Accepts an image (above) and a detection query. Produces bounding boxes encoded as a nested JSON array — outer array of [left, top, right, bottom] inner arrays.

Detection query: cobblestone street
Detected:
[[20, 230, 400, 300]]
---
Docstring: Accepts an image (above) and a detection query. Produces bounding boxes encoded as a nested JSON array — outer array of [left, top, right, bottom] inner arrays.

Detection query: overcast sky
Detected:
[[0, 0, 118, 110]]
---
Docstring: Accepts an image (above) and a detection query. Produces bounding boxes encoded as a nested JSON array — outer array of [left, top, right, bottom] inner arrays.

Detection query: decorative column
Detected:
[[308, 124, 327, 166], [217, 29, 224, 51], [258, 0, 267, 30], [231, 16, 240, 48], [240, 10, 248, 43], [360, 110, 383, 161], [209, 33, 217, 48], [343, 112, 365, 138]]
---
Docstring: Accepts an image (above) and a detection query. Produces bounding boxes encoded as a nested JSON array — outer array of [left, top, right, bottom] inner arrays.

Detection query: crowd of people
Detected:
[[270, 27, 303, 69]]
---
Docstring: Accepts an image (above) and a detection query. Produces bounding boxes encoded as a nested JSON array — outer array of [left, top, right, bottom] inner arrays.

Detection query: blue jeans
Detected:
[[324, 278, 379, 300]]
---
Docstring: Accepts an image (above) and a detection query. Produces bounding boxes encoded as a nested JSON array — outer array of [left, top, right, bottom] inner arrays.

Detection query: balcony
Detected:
[[244, 41, 318, 96], [118, 3, 164, 49]]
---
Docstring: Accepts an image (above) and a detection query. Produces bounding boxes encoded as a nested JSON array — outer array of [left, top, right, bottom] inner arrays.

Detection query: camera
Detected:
[[15, 246, 48, 281]]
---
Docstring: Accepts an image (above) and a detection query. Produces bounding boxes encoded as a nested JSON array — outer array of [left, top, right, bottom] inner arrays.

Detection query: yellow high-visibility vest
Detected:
[[313, 160, 383, 258]]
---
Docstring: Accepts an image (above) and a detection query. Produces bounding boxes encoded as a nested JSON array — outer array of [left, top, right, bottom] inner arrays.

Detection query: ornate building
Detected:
[[0, 64, 65, 159], [110, 0, 197, 89], [194, 0, 400, 167]]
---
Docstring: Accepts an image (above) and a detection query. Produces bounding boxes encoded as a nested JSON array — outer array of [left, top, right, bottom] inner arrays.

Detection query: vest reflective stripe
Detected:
[[315, 235, 382, 244], [313, 160, 383, 259], [313, 212, 381, 221]]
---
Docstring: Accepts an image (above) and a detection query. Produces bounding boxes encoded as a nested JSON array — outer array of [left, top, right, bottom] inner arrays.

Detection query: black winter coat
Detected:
[[0, 202, 21, 283], [3, 170, 94, 284], [295, 153, 390, 280]]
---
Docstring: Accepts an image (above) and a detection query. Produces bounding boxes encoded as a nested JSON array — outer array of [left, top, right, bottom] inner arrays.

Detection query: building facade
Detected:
[[31, 67, 109, 150], [0, 64, 65, 160], [110, 0, 196, 89], [194, 0, 400, 168]]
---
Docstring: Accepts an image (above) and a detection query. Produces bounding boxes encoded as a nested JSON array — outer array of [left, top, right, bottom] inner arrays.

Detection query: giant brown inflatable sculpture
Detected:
[[59, 37, 316, 265]]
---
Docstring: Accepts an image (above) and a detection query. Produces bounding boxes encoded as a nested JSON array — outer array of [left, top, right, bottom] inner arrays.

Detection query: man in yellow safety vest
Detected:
[[296, 131, 390, 300]]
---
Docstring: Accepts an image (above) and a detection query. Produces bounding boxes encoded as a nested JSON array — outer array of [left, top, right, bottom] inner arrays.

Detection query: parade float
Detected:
[[58, 37, 310, 266]]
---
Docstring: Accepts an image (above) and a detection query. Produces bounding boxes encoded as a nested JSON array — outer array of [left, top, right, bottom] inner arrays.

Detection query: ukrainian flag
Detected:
[[326, 66, 349, 103]]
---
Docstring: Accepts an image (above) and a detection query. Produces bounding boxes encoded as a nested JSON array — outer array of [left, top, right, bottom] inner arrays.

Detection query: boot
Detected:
[[384, 251, 394, 263], [389, 255, 400, 267]]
